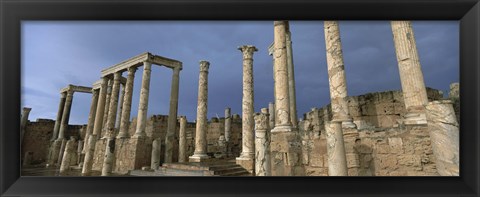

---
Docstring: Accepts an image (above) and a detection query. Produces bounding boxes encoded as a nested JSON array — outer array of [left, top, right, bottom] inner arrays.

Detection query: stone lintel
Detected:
[[101, 52, 182, 77]]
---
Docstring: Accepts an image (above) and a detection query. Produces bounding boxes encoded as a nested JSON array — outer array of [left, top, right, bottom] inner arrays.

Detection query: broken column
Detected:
[[236, 45, 258, 172], [324, 21, 355, 128], [151, 138, 162, 169], [255, 108, 271, 176], [178, 116, 187, 162], [425, 100, 459, 176], [20, 107, 32, 143], [325, 121, 348, 176], [117, 67, 137, 138], [189, 61, 210, 162], [60, 137, 76, 173], [165, 66, 181, 163], [391, 21, 429, 125], [286, 28, 298, 128], [133, 62, 152, 138], [82, 77, 108, 175], [101, 72, 122, 176]]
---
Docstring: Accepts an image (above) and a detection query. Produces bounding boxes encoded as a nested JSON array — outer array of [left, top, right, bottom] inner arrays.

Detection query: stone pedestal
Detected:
[[425, 100, 459, 176], [391, 21, 428, 125], [325, 121, 348, 176], [255, 108, 271, 176], [190, 61, 211, 162], [324, 21, 355, 128], [151, 138, 161, 170], [60, 138, 76, 173], [178, 116, 187, 162], [165, 67, 181, 163], [237, 45, 258, 165]]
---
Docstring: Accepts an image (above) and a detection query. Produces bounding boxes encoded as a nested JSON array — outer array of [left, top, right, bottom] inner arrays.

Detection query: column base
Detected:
[[271, 125, 292, 133], [236, 156, 254, 174], [403, 112, 427, 125], [189, 154, 210, 162]]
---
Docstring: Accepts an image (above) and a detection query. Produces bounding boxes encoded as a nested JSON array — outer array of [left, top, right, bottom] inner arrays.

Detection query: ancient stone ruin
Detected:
[[21, 21, 459, 176]]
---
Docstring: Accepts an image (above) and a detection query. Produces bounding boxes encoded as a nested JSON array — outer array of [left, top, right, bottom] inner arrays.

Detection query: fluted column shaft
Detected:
[[58, 90, 74, 140], [255, 108, 271, 176], [51, 93, 67, 141], [82, 89, 99, 154], [117, 67, 137, 138], [189, 61, 210, 162], [325, 121, 348, 176], [324, 21, 354, 125], [178, 116, 187, 162], [224, 108, 231, 142], [165, 67, 181, 163], [391, 21, 428, 113], [82, 77, 108, 175], [238, 45, 258, 159], [286, 30, 298, 128], [134, 62, 152, 138], [272, 21, 292, 132]]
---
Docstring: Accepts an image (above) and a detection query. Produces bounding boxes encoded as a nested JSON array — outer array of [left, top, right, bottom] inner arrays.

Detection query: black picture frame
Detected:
[[1, 0, 479, 196]]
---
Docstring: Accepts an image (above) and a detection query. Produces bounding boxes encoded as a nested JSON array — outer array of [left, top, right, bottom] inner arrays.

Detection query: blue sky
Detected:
[[21, 21, 459, 125]]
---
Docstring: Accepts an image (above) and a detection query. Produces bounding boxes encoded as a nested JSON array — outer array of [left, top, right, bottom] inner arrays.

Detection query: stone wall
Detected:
[[22, 119, 84, 164]]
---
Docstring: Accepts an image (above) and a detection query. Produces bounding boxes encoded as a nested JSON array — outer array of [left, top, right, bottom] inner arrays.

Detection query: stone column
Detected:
[[81, 89, 99, 154], [151, 138, 161, 169], [178, 116, 187, 162], [272, 21, 292, 133], [82, 77, 108, 175], [51, 92, 67, 141], [268, 102, 275, 130], [324, 21, 355, 128], [117, 67, 137, 138], [165, 67, 181, 163], [255, 108, 271, 176], [57, 89, 74, 140], [60, 137, 76, 173], [237, 45, 258, 166], [189, 61, 210, 162], [425, 100, 459, 176], [133, 62, 152, 138], [102, 79, 113, 129], [286, 29, 298, 128], [20, 107, 32, 143], [115, 84, 126, 129], [325, 121, 348, 176], [391, 21, 428, 125], [101, 72, 121, 176], [224, 107, 231, 142]]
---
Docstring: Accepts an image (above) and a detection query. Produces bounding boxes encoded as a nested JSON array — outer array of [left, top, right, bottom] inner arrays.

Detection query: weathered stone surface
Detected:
[[425, 100, 459, 176]]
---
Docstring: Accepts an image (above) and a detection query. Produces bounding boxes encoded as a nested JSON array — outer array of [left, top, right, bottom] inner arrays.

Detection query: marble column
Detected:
[[268, 102, 275, 130], [189, 61, 210, 162], [272, 21, 292, 133], [20, 107, 32, 143], [238, 45, 258, 162], [425, 100, 459, 176], [151, 138, 161, 169], [224, 107, 231, 142], [102, 79, 113, 130], [115, 84, 126, 129], [134, 62, 152, 138], [391, 21, 428, 125], [117, 67, 137, 138], [51, 92, 67, 141], [324, 21, 355, 128], [165, 67, 181, 163], [325, 121, 348, 176], [255, 108, 271, 176], [178, 116, 187, 162], [82, 77, 108, 175], [60, 137, 76, 173], [58, 89, 74, 140], [81, 89, 99, 154], [286, 29, 298, 128], [101, 72, 121, 176]]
